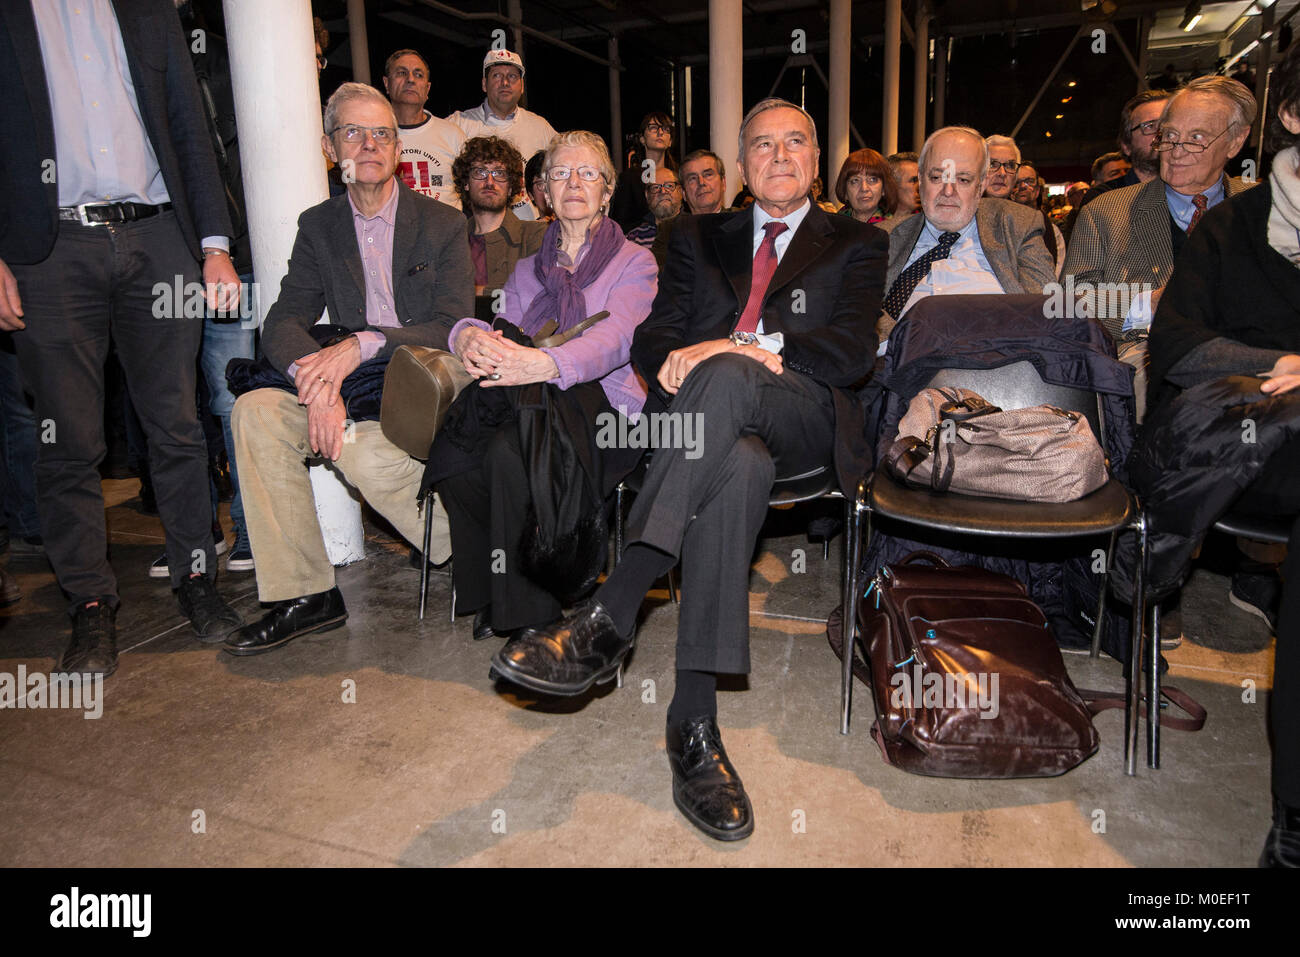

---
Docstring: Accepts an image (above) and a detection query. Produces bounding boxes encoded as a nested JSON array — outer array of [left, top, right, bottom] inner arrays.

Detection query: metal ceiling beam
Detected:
[[410, 0, 617, 67]]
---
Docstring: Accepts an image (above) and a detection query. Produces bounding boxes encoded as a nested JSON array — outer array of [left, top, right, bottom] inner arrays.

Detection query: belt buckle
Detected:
[[74, 203, 112, 226]]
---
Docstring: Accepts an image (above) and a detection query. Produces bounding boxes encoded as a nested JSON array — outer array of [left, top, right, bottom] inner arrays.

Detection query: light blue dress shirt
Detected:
[[31, 0, 227, 251]]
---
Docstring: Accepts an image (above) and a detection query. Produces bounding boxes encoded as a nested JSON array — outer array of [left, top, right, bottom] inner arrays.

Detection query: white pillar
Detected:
[[347, 0, 369, 85], [913, 4, 930, 152], [882, 0, 902, 156], [224, 0, 366, 566], [828, 0, 851, 188], [709, 0, 744, 195]]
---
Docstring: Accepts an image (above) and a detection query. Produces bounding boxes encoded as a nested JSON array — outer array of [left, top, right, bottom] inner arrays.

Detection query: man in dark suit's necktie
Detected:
[[882, 230, 960, 319]]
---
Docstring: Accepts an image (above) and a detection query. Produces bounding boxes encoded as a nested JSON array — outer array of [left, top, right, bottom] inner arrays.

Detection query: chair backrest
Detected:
[[927, 360, 1105, 444]]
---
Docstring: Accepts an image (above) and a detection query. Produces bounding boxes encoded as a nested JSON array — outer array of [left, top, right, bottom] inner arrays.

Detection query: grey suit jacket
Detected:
[[1062, 175, 1254, 336], [878, 197, 1055, 340], [261, 181, 473, 375]]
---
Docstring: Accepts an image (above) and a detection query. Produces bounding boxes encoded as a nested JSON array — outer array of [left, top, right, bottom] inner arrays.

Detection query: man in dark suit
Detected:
[[0, 0, 245, 678], [877, 126, 1055, 347], [225, 82, 471, 656], [491, 98, 886, 841]]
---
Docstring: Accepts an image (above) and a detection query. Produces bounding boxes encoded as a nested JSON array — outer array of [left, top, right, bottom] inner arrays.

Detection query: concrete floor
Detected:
[[0, 479, 1277, 866]]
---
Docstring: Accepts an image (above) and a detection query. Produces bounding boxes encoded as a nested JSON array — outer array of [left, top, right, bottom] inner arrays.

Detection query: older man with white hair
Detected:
[[984, 134, 1022, 199], [1063, 75, 1257, 412], [878, 126, 1055, 345], [225, 83, 471, 657]]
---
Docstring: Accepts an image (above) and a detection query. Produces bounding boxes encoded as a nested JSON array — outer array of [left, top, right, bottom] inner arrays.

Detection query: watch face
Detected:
[[732, 332, 758, 346]]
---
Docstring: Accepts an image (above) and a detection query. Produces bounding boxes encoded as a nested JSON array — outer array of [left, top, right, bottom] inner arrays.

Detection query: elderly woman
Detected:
[[834, 148, 901, 224], [432, 131, 658, 641], [1145, 46, 1300, 867]]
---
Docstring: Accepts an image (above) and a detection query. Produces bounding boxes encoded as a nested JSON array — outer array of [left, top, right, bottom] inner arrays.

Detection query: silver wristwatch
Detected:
[[730, 331, 759, 347]]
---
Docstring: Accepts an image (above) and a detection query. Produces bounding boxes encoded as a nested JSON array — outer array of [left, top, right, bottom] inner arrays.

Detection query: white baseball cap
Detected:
[[483, 49, 524, 76]]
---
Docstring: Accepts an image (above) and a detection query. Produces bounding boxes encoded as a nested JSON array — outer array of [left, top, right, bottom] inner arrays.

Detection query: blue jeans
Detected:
[[0, 339, 40, 539], [200, 312, 257, 540]]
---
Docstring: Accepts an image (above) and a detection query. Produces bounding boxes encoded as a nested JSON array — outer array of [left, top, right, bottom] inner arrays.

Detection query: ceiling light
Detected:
[[1183, 13, 1203, 31], [1067, 80, 1077, 87], [1179, 2, 1203, 31]]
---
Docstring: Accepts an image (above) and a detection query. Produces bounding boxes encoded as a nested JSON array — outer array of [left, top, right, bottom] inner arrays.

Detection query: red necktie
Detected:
[[1187, 193, 1208, 234], [734, 221, 789, 334]]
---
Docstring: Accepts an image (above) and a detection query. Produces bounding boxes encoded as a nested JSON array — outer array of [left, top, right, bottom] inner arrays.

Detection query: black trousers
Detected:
[[438, 426, 563, 632], [618, 353, 836, 674], [1234, 436, 1300, 806], [10, 213, 212, 605]]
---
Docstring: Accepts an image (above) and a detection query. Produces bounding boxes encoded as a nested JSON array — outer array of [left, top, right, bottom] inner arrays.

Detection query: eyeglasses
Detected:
[[548, 166, 604, 182], [1153, 125, 1234, 153], [988, 159, 1021, 173], [646, 183, 680, 194], [1013, 177, 1038, 190], [1128, 118, 1160, 137], [470, 167, 510, 181], [488, 70, 522, 84], [329, 125, 397, 145], [643, 123, 669, 134], [316, 54, 328, 70]]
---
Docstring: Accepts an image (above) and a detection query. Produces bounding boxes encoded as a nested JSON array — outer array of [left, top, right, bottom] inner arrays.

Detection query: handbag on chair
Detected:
[[884, 387, 1108, 503], [380, 346, 474, 459]]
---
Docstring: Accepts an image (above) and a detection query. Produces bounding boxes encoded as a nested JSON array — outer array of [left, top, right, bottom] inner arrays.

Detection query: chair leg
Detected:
[[1091, 530, 1118, 659], [1148, 596, 1161, 770], [666, 566, 678, 604], [1125, 511, 1147, 777], [614, 483, 625, 566], [841, 478, 869, 736], [449, 558, 456, 625], [419, 489, 433, 621]]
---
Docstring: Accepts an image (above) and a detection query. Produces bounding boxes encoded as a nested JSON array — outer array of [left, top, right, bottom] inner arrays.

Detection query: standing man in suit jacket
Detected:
[[1063, 75, 1257, 419], [0, 0, 246, 677], [878, 126, 1056, 347], [491, 98, 887, 842], [226, 82, 472, 657]]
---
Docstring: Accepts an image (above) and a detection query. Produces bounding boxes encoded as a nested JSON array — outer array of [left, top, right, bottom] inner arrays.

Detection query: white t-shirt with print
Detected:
[[397, 111, 465, 211]]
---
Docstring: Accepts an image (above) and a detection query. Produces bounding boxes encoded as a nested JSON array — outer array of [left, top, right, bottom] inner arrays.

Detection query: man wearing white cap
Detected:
[[447, 50, 557, 220]]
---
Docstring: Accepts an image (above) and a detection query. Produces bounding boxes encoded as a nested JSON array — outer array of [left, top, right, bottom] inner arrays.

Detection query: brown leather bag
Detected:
[[380, 346, 473, 459], [852, 552, 1099, 778], [885, 387, 1108, 503]]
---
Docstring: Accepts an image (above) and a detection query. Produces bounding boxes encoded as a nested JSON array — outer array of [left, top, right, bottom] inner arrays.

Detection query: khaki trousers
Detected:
[[231, 388, 450, 602]]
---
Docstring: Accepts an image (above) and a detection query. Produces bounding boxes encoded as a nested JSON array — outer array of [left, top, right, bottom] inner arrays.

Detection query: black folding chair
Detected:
[[840, 359, 1153, 775]]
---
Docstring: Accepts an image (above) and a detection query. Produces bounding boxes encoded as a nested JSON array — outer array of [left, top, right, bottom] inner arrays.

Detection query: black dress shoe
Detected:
[[472, 610, 499, 641], [223, 587, 347, 656], [667, 715, 754, 842], [58, 601, 118, 677], [490, 599, 632, 695]]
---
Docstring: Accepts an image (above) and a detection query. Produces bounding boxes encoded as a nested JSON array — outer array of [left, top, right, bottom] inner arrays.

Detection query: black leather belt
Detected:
[[57, 202, 173, 225]]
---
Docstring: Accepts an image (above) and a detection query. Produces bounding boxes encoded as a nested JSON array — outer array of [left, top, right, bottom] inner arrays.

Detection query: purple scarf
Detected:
[[520, 215, 625, 337]]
